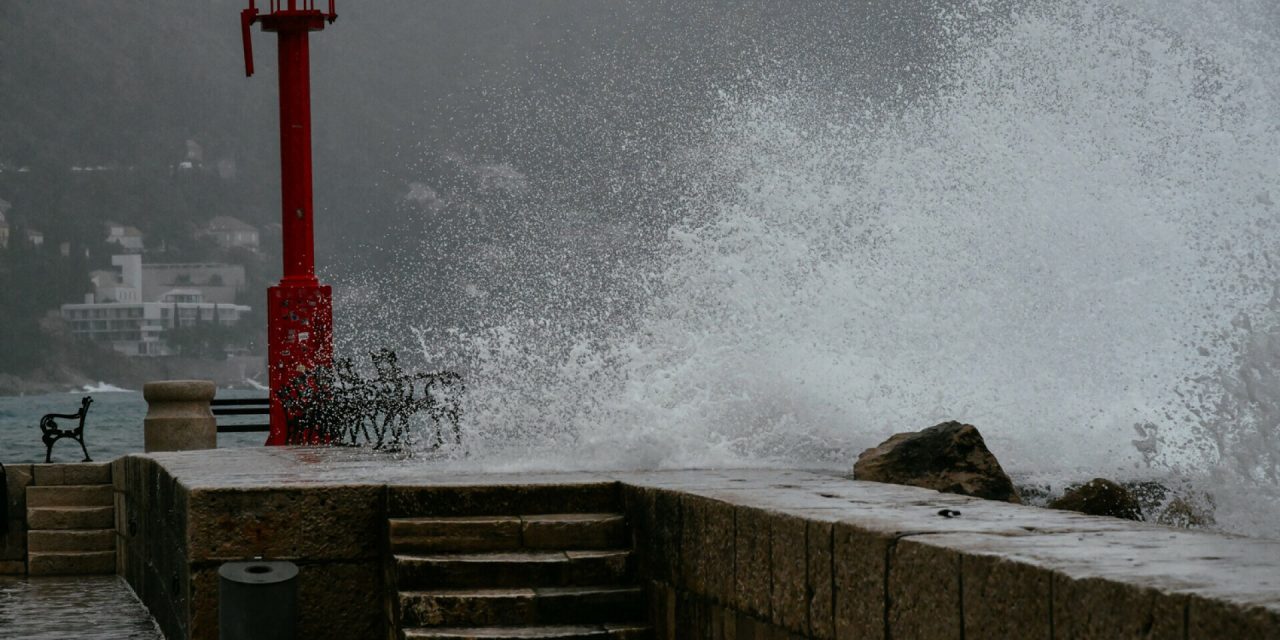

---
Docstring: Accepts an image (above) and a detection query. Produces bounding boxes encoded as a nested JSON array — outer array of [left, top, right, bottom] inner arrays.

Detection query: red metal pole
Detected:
[[251, 8, 334, 445]]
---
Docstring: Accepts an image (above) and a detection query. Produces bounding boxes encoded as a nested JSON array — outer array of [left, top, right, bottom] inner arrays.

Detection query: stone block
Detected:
[[521, 513, 627, 550], [186, 486, 383, 562], [652, 489, 683, 585], [387, 482, 620, 518], [143, 379, 216, 453], [33, 462, 111, 486], [704, 499, 736, 604], [806, 521, 834, 640], [674, 590, 706, 639], [389, 516, 521, 553], [734, 506, 771, 619], [1052, 574, 1184, 639], [28, 550, 115, 575], [832, 523, 890, 640], [28, 528, 114, 553], [4, 463, 32, 518], [112, 457, 127, 491], [1186, 596, 1280, 640], [680, 495, 707, 595], [961, 551, 1051, 639], [1, 522, 27, 561], [648, 580, 677, 640], [888, 538, 961, 640], [0, 559, 24, 574], [27, 506, 114, 530], [27, 484, 113, 507], [769, 513, 808, 634]]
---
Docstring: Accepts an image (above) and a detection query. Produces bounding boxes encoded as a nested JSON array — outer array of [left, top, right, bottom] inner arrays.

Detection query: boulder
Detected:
[[1047, 478, 1143, 520], [852, 421, 1021, 503]]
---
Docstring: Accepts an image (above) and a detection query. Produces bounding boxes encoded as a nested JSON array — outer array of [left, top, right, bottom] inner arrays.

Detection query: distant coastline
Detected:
[[0, 354, 265, 397]]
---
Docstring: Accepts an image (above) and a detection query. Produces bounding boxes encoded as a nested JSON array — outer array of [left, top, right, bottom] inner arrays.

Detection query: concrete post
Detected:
[[143, 380, 217, 452]]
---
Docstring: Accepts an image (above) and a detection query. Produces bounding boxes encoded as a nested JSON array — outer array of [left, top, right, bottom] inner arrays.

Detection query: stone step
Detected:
[[32, 463, 111, 486], [26, 484, 112, 508], [395, 551, 631, 590], [400, 586, 643, 628], [27, 506, 114, 530], [28, 529, 114, 553], [390, 514, 627, 553], [391, 516, 523, 553], [27, 550, 116, 576], [520, 514, 626, 551], [403, 624, 650, 640], [389, 484, 622, 518]]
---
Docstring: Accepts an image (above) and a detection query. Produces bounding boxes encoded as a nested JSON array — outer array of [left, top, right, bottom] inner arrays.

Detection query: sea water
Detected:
[[0, 391, 265, 464]]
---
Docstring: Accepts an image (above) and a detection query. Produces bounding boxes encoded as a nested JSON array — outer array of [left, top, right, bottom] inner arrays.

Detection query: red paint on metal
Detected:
[[241, 1, 338, 445]]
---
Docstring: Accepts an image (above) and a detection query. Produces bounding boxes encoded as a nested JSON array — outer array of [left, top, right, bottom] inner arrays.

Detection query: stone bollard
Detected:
[[144, 380, 217, 453]]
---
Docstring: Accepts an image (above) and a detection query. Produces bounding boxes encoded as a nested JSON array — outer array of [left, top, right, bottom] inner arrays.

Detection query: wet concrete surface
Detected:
[[0, 575, 162, 639]]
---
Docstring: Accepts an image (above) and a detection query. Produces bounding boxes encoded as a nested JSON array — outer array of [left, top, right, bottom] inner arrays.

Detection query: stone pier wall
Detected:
[[1, 463, 33, 574], [619, 472, 1280, 640], [115, 449, 1280, 640], [113, 455, 385, 640]]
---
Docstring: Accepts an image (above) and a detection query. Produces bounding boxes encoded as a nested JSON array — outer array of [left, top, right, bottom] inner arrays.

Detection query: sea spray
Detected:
[[341, 0, 1280, 537]]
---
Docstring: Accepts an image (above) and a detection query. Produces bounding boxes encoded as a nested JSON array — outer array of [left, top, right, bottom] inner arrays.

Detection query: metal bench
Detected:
[[39, 396, 93, 463], [212, 397, 270, 433]]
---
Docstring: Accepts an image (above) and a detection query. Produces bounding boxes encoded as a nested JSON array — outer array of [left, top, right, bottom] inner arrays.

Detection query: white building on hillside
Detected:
[[104, 221, 144, 253], [203, 216, 259, 251], [62, 254, 250, 357]]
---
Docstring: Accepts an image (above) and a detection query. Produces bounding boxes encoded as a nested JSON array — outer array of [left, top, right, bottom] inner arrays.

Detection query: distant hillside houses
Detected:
[[64, 254, 250, 357], [202, 216, 259, 251], [104, 221, 145, 253]]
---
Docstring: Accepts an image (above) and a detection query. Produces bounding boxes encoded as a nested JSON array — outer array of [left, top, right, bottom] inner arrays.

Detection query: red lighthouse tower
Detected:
[[241, 1, 337, 445]]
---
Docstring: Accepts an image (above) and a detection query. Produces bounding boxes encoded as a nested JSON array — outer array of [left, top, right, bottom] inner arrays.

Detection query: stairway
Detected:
[[26, 465, 115, 576], [388, 502, 650, 640]]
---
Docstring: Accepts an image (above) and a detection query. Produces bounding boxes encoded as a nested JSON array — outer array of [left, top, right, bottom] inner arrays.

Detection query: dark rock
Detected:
[[851, 421, 1022, 503], [1047, 478, 1143, 520]]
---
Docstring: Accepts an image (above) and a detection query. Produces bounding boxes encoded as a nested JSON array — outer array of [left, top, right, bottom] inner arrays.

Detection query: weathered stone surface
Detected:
[[522, 513, 627, 550], [703, 500, 736, 605], [806, 521, 834, 640], [33, 462, 111, 486], [186, 485, 383, 562], [734, 506, 771, 619], [391, 516, 522, 553], [1186, 595, 1280, 640], [889, 538, 961, 640], [28, 528, 114, 553], [388, 483, 620, 518], [833, 524, 890, 640], [4, 464, 33, 518], [852, 421, 1021, 503], [679, 495, 706, 595], [769, 513, 808, 634], [144, 380, 217, 453], [960, 551, 1051, 639], [1053, 574, 1184, 639], [0, 559, 24, 574], [26, 484, 112, 507], [28, 505, 113, 530], [28, 550, 116, 575], [651, 489, 682, 586], [1048, 478, 1143, 521], [1, 523, 27, 562]]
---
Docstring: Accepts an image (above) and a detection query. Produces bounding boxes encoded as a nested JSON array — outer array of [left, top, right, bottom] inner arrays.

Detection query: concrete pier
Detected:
[[110, 447, 1280, 640]]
